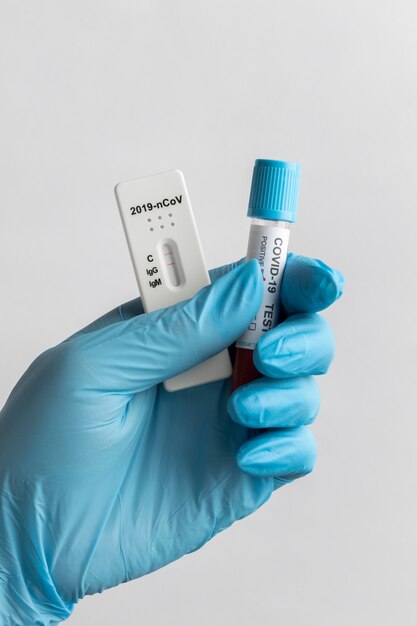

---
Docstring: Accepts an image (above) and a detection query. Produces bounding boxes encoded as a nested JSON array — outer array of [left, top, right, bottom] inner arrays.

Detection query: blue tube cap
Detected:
[[248, 159, 301, 222]]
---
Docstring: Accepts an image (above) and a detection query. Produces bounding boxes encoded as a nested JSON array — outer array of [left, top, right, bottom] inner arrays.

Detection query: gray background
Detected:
[[1, 1, 416, 624]]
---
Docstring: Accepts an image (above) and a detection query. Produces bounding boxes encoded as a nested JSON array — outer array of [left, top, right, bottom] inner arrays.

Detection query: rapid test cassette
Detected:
[[115, 169, 233, 392]]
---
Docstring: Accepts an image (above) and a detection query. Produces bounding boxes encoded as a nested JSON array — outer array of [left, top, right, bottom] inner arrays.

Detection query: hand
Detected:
[[0, 255, 343, 625]]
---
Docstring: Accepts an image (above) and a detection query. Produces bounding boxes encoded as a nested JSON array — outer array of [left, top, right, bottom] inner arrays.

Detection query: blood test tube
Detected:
[[232, 159, 301, 390]]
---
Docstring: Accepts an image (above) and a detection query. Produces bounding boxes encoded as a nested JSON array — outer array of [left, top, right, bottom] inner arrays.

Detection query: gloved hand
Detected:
[[0, 254, 343, 625]]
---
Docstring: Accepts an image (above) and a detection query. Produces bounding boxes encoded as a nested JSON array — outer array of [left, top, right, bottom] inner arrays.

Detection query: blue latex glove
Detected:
[[0, 254, 343, 625]]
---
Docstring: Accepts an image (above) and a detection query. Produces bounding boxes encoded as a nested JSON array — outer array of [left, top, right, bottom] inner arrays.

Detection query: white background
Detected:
[[1, 1, 417, 624]]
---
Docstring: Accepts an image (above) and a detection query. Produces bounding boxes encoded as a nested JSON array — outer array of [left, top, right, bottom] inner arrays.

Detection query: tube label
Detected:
[[236, 224, 290, 350]]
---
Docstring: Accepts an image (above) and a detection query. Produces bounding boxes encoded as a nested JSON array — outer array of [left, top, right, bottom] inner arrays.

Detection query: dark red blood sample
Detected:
[[232, 347, 262, 390]]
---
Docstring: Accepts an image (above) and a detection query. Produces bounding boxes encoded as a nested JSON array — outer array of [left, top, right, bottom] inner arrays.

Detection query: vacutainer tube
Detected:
[[232, 159, 301, 390]]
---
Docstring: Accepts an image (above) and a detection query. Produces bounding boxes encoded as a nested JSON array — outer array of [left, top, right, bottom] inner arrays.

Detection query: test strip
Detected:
[[115, 169, 233, 392]]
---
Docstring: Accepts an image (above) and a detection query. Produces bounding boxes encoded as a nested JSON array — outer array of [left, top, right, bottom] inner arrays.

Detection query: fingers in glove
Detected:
[[253, 313, 335, 378], [227, 376, 320, 429], [281, 253, 345, 315], [73, 254, 343, 335], [237, 426, 317, 479]]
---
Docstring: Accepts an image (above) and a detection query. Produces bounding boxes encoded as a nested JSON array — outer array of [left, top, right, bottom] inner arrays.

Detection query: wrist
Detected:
[[0, 576, 71, 626], [0, 474, 73, 625]]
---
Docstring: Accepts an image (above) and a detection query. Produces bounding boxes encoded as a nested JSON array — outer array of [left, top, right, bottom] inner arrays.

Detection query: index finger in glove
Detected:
[[253, 313, 335, 378], [281, 253, 344, 315]]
